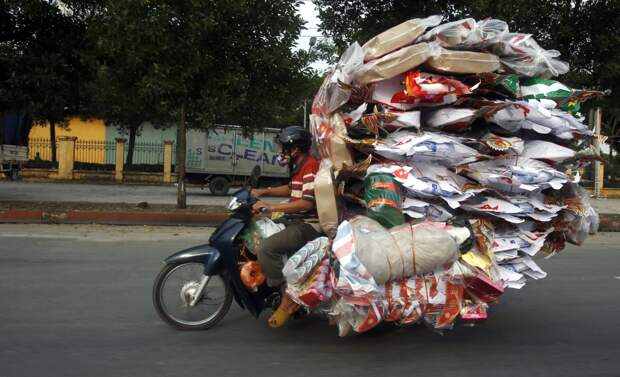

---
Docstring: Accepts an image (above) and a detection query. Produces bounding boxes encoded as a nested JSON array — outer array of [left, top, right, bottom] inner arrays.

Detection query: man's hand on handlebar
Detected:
[[252, 200, 272, 214]]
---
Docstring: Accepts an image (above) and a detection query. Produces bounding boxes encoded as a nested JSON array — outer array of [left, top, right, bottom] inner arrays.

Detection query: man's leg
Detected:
[[258, 222, 321, 287]]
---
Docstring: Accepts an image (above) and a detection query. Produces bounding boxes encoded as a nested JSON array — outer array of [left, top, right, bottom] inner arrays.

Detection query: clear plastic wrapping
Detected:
[[419, 18, 509, 50], [491, 33, 569, 77], [362, 15, 442, 61]]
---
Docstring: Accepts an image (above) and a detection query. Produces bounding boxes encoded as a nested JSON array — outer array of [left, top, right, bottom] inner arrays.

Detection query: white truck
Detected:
[[1, 114, 31, 180], [185, 125, 289, 195]]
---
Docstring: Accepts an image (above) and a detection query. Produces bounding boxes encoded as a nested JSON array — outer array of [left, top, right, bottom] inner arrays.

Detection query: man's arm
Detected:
[[252, 184, 291, 198], [254, 198, 314, 214]]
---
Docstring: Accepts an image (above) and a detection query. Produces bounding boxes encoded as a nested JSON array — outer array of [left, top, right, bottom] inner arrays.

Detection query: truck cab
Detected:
[[185, 126, 289, 195]]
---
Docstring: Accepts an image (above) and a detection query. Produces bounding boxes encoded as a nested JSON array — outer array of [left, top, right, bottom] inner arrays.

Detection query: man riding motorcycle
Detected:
[[251, 126, 323, 328]]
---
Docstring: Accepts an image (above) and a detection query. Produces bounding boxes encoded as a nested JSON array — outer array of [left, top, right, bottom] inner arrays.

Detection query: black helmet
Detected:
[[277, 126, 312, 151]]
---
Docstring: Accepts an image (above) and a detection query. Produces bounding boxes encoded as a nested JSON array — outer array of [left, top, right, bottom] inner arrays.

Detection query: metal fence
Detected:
[[28, 138, 175, 166], [76, 140, 116, 164], [28, 138, 58, 161], [126, 141, 175, 165]]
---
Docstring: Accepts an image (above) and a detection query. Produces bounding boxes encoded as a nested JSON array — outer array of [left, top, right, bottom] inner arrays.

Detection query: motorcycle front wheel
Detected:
[[153, 262, 233, 330]]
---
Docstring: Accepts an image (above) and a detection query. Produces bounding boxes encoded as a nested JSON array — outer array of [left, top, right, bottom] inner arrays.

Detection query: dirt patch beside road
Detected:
[[0, 200, 229, 226], [0, 200, 225, 213]]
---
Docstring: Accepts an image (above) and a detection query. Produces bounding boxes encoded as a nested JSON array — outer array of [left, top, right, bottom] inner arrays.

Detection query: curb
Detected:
[[0, 209, 227, 227], [598, 214, 620, 232]]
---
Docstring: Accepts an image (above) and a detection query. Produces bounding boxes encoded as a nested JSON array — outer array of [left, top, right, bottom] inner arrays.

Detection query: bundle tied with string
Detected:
[[347, 216, 462, 284]]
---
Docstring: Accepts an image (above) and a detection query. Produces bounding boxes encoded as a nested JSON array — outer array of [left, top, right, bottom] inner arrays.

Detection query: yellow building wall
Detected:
[[28, 117, 107, 163]]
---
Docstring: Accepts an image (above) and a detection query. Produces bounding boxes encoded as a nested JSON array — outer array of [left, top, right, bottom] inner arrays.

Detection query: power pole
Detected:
[[303, 99, 307, 129], [177, 103, 187, 209], [593, 107, 604, 197]]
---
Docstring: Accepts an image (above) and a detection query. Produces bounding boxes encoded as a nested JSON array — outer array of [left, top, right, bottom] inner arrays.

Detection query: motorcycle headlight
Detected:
[[227, 196, 241, 211]]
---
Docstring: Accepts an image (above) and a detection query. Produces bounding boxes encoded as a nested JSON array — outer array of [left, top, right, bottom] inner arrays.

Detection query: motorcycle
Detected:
[[153, 166, 281, 330]]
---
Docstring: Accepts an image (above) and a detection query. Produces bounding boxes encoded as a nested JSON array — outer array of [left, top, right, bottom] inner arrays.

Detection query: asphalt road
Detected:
[[0, 181, 281, 206], [0, 180, 230, 205], [1, 224, 619, 377]]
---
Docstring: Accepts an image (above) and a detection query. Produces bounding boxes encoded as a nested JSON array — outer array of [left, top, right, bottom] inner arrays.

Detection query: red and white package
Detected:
[[289, 257, 334, 308], [465, 272, 504, 303], [371, 71, 475, 110]]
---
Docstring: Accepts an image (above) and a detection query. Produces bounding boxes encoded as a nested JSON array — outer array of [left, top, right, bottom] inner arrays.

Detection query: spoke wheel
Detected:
[[153, 262, 232, 330]]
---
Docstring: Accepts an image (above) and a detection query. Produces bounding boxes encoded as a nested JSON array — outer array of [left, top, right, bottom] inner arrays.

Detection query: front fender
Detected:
[[164, 244, 223, 275]]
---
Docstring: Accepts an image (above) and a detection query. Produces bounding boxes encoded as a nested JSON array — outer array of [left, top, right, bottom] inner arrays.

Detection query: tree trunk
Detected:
[[50, 120, 57, 162], [176, 103, 187, 209], [126, 124, 137, 167]]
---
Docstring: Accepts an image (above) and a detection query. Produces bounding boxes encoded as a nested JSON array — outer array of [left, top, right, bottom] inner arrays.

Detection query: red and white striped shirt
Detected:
[[289, 155, 320, 208]]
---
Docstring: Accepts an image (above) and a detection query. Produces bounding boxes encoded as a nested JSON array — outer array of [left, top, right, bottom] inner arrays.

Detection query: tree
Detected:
[[88, 2, 171, 167], [0, 0, 94, 161], [96, 0, 308, 208]]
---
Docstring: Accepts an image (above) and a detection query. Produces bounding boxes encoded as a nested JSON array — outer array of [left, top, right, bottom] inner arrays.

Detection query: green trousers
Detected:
[[258, 219, 321, 287]]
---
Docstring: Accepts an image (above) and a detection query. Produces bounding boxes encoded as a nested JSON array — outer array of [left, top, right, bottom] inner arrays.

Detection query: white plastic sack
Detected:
[[521, 140, 576, 164], [327, 42, 365, 112], [484, 100, 592, 139], [402, 197, 454, 222], [424, 108, 477, 132], [374, 130, 482, 167], [464, 157, 568, 194]]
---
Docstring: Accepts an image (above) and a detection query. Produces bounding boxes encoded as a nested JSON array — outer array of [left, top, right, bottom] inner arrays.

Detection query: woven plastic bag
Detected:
[[346, 216, 461, 284]]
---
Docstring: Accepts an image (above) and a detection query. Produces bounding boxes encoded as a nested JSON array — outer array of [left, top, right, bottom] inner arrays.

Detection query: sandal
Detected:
[[267, 291, 300, 328]]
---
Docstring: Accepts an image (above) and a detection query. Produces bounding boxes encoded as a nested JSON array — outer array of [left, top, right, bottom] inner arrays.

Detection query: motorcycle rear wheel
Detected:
[[153, 262, 233, 330]]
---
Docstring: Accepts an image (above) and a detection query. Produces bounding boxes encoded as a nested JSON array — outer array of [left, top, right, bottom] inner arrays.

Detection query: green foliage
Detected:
[[0, 0, 93, 124], [88, 0, 314, 132], [2, 0, 323, 136]]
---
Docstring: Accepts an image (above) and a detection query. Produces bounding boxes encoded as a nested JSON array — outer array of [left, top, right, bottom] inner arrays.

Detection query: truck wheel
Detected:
[[9, 168, 19, 181], [209, 176, 230, 196]]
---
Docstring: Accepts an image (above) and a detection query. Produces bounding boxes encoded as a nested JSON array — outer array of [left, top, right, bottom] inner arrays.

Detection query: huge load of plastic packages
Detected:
[[283, 15, 607, 336]]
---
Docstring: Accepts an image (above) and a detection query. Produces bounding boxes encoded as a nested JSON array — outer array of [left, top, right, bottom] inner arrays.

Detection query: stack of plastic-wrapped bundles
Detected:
[[279, 16, 606, 336]]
